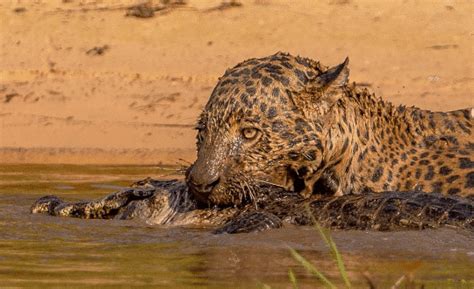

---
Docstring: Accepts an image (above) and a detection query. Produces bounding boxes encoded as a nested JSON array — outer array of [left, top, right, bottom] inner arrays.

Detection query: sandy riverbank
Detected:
[[1, 0, 472, 164]]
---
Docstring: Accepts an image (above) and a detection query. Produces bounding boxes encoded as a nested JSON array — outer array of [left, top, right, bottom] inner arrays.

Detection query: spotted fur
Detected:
[[186, 52, 473, 206]]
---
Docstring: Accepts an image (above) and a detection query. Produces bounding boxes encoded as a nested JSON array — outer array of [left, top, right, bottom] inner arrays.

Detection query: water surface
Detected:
[[1, 165, 473, 288]]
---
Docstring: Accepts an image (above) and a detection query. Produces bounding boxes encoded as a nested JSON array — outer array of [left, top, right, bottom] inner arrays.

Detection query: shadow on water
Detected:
[[0, 165, 473, 288]]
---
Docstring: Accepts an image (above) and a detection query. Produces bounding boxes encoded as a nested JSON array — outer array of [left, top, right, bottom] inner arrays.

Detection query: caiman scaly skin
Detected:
[[31, 179, 473, 233]]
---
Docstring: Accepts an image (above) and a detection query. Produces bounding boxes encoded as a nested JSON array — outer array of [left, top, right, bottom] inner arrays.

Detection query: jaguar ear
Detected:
[[289, 58, 350, 117], [310, 57, 349, 107], [313, 57, 349, 90]]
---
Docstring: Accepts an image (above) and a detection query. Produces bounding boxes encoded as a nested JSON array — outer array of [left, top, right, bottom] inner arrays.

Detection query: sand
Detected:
[[0, 0, 472, 164]]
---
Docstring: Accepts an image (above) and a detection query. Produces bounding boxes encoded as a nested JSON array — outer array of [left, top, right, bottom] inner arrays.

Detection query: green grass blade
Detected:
[[289, 248, 336, 289], [315, 224, 352, 288], [327, 233, 351, 288], [315, 223, 331, 246], [288, 268, 299, 289]]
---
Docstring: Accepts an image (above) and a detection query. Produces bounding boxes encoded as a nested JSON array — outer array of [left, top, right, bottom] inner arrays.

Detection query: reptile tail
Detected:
[[307, 192, 473, 231]]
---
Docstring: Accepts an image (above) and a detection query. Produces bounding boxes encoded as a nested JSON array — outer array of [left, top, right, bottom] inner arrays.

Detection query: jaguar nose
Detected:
[[188, 175, 220, 198]]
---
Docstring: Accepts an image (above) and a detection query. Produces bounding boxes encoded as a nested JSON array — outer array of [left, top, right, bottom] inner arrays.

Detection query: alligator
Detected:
[[31, 178, 473, 233]]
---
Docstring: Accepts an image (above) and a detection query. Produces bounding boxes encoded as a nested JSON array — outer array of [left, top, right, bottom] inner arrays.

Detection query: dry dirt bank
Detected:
[[0, 0, 472, 164]]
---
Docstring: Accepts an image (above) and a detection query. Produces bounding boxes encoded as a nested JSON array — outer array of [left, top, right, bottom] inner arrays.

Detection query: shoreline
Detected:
[[0, 147, 196, 165]]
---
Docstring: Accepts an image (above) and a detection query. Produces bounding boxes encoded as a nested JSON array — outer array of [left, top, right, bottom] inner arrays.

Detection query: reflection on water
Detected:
[[0, 165, 473, 288]]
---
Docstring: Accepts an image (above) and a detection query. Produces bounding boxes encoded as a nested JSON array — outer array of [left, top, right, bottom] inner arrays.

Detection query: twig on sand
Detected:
[[204, 0, 243, 12], [390, 275, 406, 289], [44, 1, 188, 17], [125, 1, 187, 18]]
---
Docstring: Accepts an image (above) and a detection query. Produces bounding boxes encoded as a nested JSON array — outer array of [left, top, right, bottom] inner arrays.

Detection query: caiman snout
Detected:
[[186, 165, 220, 202]]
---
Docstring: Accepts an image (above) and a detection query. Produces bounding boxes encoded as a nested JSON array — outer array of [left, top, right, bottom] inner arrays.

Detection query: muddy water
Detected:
[[0, 165, 473, 288]]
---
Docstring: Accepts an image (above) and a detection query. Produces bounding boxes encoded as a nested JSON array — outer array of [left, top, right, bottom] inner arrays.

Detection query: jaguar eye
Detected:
[[242, 127, 259, 140]]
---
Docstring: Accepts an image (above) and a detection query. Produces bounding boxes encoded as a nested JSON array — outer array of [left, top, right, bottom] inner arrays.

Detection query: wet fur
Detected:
[[187, 52, 473, 206]]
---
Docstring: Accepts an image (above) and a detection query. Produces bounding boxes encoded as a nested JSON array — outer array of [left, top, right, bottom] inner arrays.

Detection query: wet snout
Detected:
[[186, 162, 221, 203], [186, 135, 233, 204]]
